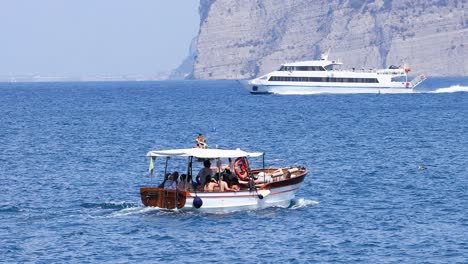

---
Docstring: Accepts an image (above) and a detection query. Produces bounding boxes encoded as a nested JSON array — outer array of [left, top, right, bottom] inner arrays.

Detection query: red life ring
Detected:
[[234, 157, 250, 180]]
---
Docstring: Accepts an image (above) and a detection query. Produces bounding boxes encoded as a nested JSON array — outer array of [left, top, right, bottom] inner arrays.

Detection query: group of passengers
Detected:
[[195, 159, 241, 192], [159, 159, 241, 192], [158, 171, 191, 190]]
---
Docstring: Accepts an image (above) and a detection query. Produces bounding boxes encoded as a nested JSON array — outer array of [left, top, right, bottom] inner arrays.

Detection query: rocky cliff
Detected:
[[177, 0, 466, 79]]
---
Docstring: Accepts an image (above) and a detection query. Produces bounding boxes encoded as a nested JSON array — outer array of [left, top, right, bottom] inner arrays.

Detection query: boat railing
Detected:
[[329, 69, 404, 74], [410, 74, 427, 88]]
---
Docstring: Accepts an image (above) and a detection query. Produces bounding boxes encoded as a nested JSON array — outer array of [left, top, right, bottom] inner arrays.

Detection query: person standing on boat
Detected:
[[195, 133, 207, 149], [197, 159, 212, 186]]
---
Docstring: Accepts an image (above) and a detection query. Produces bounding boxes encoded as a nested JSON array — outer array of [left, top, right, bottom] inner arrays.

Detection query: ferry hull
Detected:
[[240, 81, 414, 94]]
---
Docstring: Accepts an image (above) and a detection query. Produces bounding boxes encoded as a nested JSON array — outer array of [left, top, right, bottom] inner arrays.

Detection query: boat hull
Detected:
[[140, 172, 306, 213], [240, 81, 414, 94]]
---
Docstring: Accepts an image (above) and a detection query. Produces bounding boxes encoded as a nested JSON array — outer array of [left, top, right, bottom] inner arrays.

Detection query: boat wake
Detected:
[[107, 206, 162, 217], [93, 198, 319, 217], [289, 198, 319, 209], [428, 85, 468, 93], [81, 201, 139, 210]]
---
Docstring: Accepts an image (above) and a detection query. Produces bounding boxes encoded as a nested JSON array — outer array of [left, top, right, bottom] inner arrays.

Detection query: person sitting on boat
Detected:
[[163, 172, 178, 189], [256, 171, 272, 183], [197, 159, 212, 186], [177, 174, 192, 191], [158, 173, 171, 188], [237, 169, 282, 186], [221, 168, 238, 184], [195, 176, 205, 191], [229, 177, 241, 191], [218, 176, 233, 192], [195, 133, 207, 149], [203, 175, 218, 192]]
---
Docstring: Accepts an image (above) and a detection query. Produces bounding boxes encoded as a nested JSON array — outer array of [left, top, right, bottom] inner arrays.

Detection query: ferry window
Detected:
[[391, 76, 405, 82], [324, 65, 334, 71], [279, 66, 285, 71]]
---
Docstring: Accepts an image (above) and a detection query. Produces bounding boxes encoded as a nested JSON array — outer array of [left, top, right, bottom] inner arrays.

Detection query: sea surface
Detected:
[[0, 78, 467, 263]]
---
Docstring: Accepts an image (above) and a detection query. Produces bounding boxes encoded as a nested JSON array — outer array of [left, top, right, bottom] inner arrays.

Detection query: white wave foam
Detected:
[[428, 85, 468, 93], [289, 198, 319, 209], [107, 206, 161, 217]]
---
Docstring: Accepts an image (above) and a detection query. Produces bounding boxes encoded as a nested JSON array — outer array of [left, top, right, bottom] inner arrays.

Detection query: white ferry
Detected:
[[240, 52, 426, 94]]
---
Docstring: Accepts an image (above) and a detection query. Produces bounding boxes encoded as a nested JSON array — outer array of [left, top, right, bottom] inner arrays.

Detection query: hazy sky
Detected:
[[0, 1, 200, 77]]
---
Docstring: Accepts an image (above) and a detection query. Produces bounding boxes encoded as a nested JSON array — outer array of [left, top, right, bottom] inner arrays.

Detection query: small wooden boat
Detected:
[[140, 148, 307, 213]]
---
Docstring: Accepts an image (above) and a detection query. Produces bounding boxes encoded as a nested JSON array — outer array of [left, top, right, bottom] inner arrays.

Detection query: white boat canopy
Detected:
[[146, 148, 264, 159]]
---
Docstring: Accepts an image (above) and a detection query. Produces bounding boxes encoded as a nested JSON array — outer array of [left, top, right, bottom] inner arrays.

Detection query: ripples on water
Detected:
[[0, 78, 467, 263]]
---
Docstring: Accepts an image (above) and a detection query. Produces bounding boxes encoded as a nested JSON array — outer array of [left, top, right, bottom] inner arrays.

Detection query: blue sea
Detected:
[[0, 78, 467, 263]]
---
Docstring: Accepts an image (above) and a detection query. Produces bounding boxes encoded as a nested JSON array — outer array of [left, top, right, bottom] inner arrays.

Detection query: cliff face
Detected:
[[188, 0, 467, 79]]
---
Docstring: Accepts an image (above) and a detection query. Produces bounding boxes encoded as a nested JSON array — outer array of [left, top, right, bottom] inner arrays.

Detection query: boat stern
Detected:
[[140, 187, 187, 209], [410, 74, 427, 89]]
